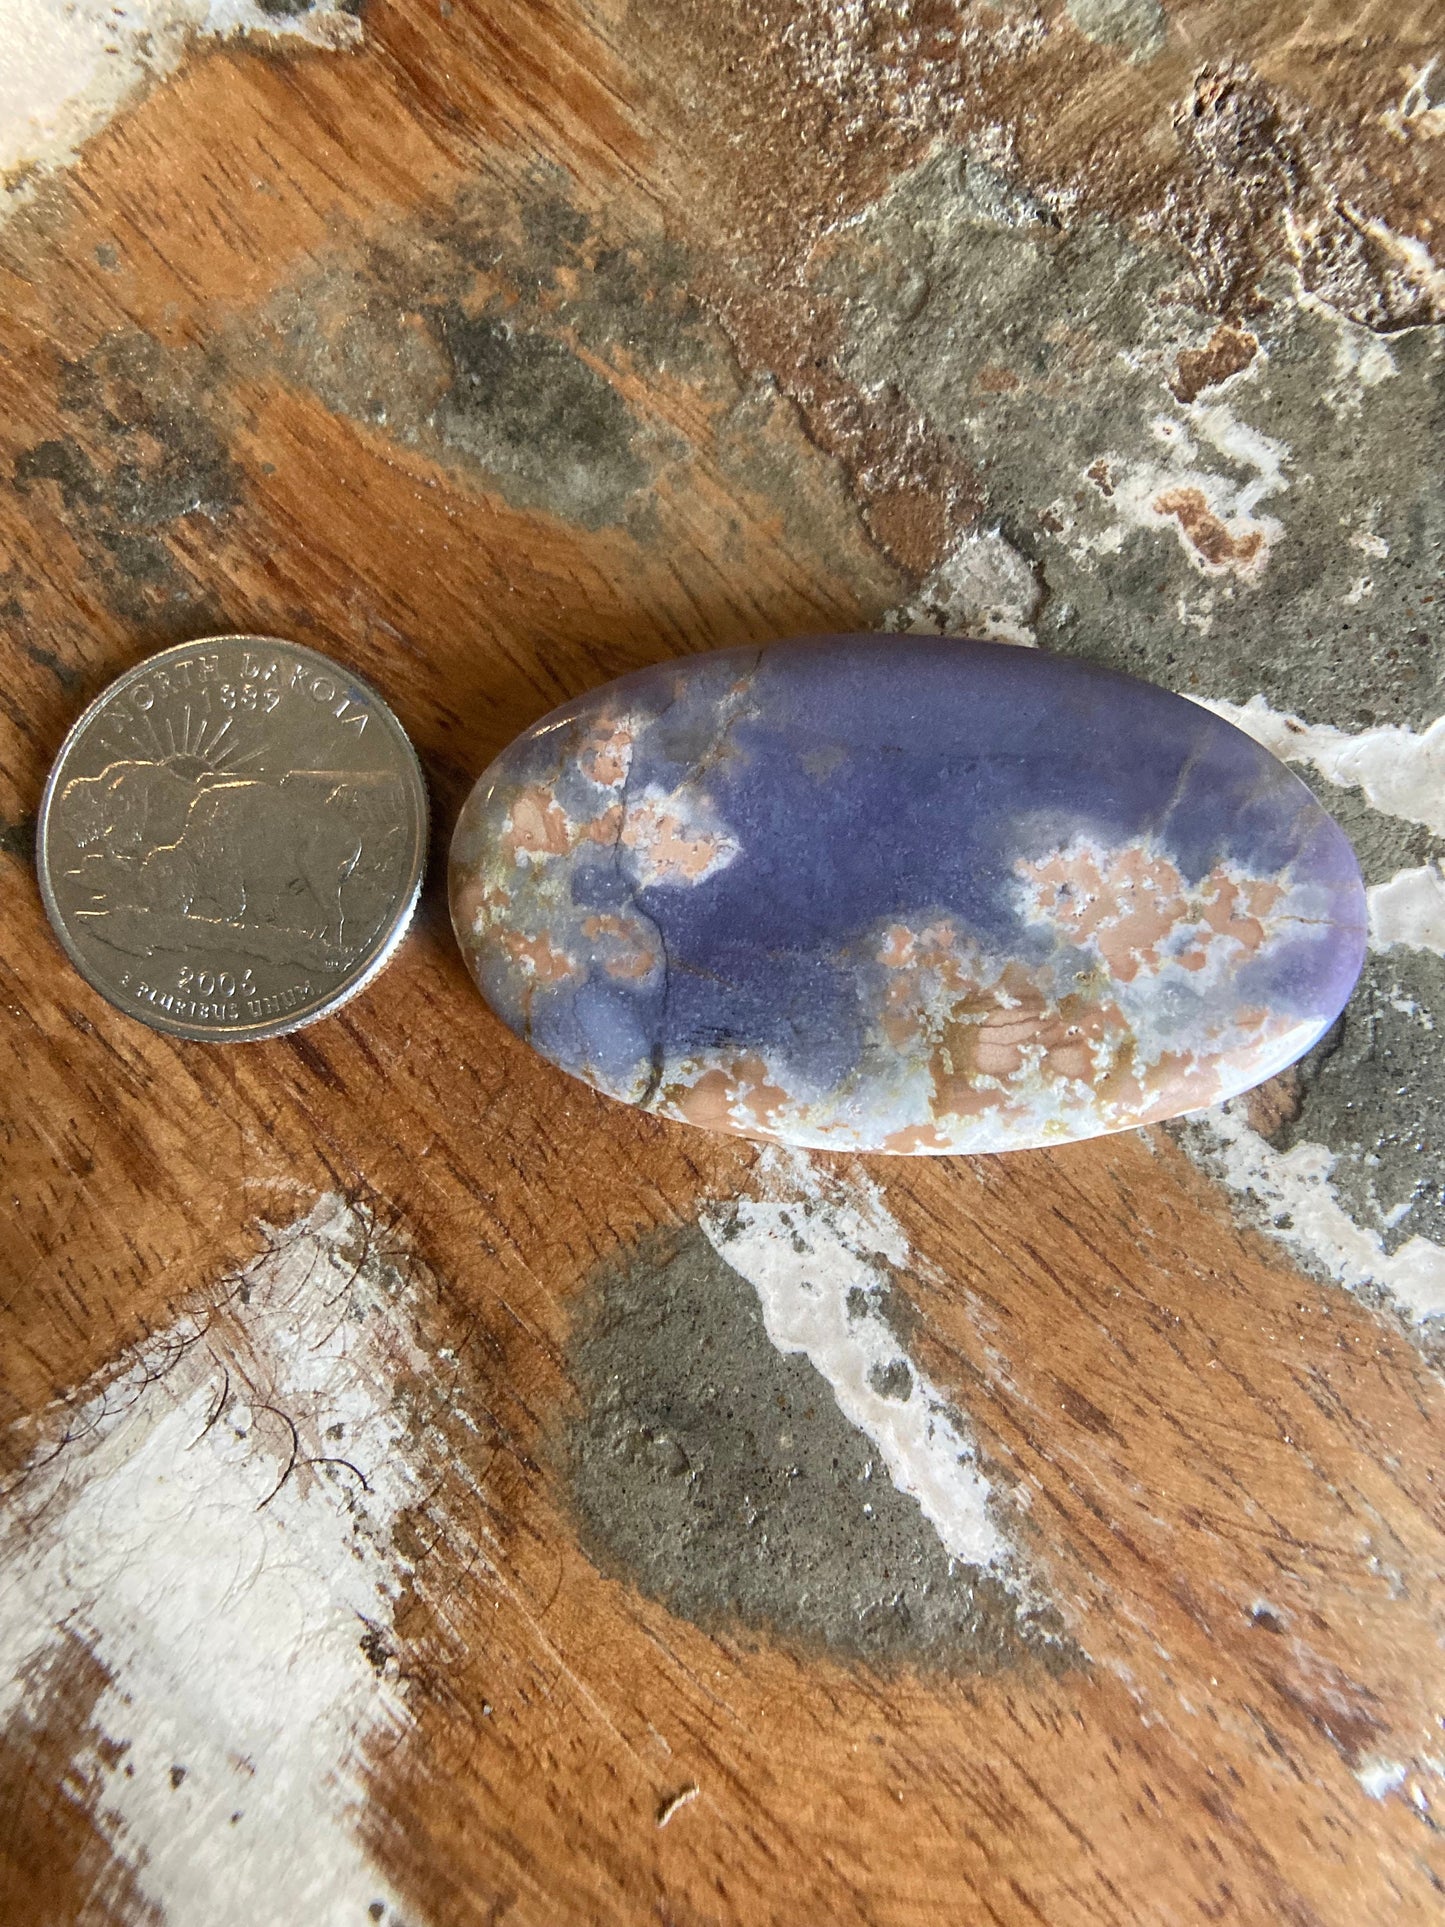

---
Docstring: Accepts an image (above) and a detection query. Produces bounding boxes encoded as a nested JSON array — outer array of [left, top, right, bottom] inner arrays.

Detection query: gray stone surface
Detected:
[[820, 150, 1445, 731], [1066, 0, 1166, 59], [563, 1222, 1068, 1669]]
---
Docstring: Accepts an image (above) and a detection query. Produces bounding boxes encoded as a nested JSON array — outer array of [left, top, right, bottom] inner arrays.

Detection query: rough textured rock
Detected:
[[451, 636, 1366, 1152]]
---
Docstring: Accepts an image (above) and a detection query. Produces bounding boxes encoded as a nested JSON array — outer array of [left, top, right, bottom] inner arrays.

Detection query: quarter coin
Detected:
[[36, 635, 428, 1041]]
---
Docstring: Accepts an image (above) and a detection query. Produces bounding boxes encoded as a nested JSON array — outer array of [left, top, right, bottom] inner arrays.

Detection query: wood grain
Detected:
[[2, 4, 1442, 1923]]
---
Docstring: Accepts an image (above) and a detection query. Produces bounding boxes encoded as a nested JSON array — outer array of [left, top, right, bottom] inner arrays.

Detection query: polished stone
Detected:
[[450, 638, 1367, 1153]]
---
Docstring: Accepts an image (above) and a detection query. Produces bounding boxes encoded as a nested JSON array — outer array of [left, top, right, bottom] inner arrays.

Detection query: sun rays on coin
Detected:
[[111, 703, 266, 783]]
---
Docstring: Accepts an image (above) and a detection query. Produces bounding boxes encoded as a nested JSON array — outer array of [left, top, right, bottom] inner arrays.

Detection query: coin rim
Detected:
[[36, 635, 430, 1044]]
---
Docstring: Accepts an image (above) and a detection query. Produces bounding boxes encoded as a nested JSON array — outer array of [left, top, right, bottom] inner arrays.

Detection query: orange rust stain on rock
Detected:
[[975, 364, 1022, 394], [1151, 486, 1265, 574], [1019, 843, 1189, 982], [880, 1119, 953, 1153], [879, 923, 917, 969], [876, 918, 973, 1048], [1171, 325, 1259, 404], [501, 788, 622, 864], [450, 872, 494, 936], [1129, 1049, 1228, 1123]]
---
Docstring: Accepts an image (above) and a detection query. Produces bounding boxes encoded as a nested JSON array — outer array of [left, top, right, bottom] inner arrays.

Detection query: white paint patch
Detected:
[[1343, 205, 1445, 316], [1380, 60, 1445, 141], [1353, 1746, 1445, 1812], [1200, 695, 1445, 839], [1194, 1107, 1445, 1324], [0, 1193, 418, 1925], [886, 525, 1042, 645], [1290, 276, 1399, 405], [0, 0, 359, 220], [700, 1149, 1009, 1572], [1369, 863, 1445, 957], [1356, 1756, 1409, 1800]]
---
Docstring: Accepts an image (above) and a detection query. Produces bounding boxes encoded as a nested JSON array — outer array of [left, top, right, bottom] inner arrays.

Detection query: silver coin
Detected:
[[36, 635, 428, 1042]]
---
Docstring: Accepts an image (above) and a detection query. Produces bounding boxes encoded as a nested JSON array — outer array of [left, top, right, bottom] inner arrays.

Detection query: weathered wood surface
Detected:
[[2, 4, 1443, 1923]]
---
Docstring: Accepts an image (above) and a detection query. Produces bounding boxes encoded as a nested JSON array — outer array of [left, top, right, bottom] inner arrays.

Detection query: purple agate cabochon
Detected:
[[449, 637, 1366, 1154]]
